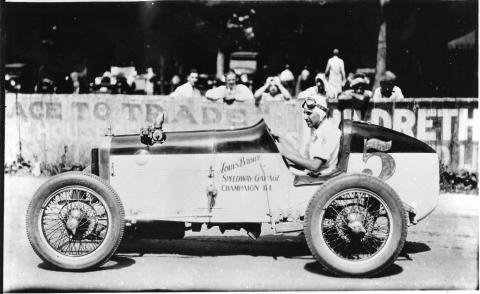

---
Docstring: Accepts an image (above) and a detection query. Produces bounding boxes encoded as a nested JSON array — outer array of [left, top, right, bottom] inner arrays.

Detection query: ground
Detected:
[[3, 175, 479, 291]]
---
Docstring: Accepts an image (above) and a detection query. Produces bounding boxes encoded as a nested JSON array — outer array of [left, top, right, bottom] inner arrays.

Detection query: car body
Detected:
[[93, 119, 438, 225], [27, 118, 439, 276]]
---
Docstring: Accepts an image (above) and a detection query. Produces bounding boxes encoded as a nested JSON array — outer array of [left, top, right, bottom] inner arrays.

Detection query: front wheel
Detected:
[[304, 174, 407, 277], [26, 172, 125, 270]]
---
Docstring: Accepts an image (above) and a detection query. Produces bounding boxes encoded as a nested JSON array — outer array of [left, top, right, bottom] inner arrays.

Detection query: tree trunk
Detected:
[[216, 49, 225, 80], [374, 0, 389, 89]]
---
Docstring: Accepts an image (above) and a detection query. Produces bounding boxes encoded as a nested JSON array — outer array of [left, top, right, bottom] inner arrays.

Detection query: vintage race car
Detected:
[[26, 116, 439, 277]]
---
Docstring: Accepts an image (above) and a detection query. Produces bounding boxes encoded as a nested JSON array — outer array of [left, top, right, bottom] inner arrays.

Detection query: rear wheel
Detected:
[[26, 172, 124, 270], [304, 174, 407, 277]]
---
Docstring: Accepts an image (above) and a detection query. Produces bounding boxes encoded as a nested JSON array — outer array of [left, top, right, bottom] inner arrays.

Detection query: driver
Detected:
[[275, 95, 341, 176]]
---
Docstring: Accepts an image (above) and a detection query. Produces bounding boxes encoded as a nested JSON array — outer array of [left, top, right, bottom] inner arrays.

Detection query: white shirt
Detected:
[[372, 86, 404, 101], [205, 84, 254, 102], [325, 56, 345, 94], [170, 82, 201, 98], [307, 118, 341, 174]]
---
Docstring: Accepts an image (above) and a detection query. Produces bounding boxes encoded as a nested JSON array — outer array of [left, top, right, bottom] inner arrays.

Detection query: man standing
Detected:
[[170, 69, 201, 98], [325, 48, 346, 97], [275, 96, 341, 176], [205, 70, 254, 104]]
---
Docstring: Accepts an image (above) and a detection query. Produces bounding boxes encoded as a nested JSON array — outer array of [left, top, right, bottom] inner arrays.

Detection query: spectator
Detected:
[[239, 73, 253, 91], [170, 69, 201, 98], [70, 71, 80, 94], [338, 75, 372, 120], [205, 70, 254, 104], [145, 67, 156, 95], [170, 74, 181, 93], [295, 67, 313, 97], [254, 76, 291, 103], [35, 78, 56, 93], [372, 71, 404, 101], [298, 73, 336, 101], [325, 48, 346, 97], [279, 64, 295, 95]]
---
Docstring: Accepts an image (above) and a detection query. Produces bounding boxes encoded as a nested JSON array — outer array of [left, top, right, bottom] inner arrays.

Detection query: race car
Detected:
[[26, 116, 439, 277]]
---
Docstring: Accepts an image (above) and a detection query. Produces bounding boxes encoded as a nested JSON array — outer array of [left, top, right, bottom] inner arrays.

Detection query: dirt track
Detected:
[[3, 176, 479, 291]]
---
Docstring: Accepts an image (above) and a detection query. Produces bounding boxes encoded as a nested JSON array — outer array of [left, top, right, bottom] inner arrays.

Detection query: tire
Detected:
[[83, 165, 91, 173], [26, 172, 125, 270], [304, 174, 407, 277]]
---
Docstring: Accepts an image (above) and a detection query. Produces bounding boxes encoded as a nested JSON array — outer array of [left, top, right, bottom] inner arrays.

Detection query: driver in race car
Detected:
[[275, 95, 341, 176]]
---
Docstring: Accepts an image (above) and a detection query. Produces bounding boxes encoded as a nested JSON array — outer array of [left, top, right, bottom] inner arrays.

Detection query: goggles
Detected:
[[302, 96, 328, 113]]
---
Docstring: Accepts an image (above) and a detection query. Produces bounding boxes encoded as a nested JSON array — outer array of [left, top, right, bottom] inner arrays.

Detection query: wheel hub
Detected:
[[346, 213, 366, 236], [66, 209, 86, 235]]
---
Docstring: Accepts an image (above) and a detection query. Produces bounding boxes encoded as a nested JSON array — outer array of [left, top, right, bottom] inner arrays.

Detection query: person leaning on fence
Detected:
[[338, 75, 372, 120], [273, 95, 341, 177], [169, 69, 201, 98], [372, 71, 404, 101], [205, 70, 254, 105], [297, 73, 336, 100], [254, 76, 291, 104]]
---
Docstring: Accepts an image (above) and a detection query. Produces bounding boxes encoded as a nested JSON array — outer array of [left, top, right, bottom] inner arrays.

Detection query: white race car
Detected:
[[26, 117, 438, 277]]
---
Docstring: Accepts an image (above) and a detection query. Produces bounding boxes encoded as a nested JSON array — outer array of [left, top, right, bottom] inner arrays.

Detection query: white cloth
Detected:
[[297, 86, 334, 101], [307, 118, 341, 174], [326, 56, 345, 95], [260, 92, 289, 102], [279, 69, 295, 82], [205, 84, 254, 102], [170, 82, 201, 98], [372, 86, 404, 101]]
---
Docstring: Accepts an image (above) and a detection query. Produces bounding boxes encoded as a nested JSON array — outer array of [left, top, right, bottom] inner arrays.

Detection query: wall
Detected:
[[4, 94, 478, 172]]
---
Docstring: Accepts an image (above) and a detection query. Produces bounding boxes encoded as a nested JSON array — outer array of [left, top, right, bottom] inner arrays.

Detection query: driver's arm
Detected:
[[276, 139, 325, 172]]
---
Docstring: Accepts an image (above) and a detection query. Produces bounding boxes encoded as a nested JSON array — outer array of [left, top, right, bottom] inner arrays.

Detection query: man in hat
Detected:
[[297, 73, 336, 100], [275, 95, 341, 176], [338, 74, 372, 120], [372, 71, 404, 101]]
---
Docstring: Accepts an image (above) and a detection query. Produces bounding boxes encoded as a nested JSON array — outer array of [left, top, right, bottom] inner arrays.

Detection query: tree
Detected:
[[374, 0, 390, 89]]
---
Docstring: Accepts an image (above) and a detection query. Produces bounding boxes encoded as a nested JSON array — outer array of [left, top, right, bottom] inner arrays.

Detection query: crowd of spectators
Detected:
[[7, 49, 405, 107]]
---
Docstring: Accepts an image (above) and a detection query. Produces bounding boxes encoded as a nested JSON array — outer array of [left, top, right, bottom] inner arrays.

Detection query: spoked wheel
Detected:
[[322, 188, 391, 261], [305, 174, 407, 277], [41, 186, 110, 257], [27, 172, 124, 270]]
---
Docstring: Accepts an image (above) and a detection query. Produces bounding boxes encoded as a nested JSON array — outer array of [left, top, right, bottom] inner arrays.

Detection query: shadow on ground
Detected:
[[399, 241, 431, 260], [304, 261, 404, 278], [118, 234, 311, 259], [37, 255, 136, 272]]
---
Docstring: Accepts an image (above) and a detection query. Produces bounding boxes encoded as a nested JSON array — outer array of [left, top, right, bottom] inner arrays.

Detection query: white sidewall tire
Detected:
[[26, 172, 125, 270], [304, 174, 407, 277]]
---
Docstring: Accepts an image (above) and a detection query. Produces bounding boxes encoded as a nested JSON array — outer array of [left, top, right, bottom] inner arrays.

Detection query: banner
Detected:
[[4, 94, 478, 172]]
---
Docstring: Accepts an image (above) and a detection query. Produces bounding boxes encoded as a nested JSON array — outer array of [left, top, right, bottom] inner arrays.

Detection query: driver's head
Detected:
[[302, 95, 328, 129]]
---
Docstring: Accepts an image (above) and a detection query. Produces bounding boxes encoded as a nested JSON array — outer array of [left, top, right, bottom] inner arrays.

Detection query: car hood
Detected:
[[109, 119, 279, 155]]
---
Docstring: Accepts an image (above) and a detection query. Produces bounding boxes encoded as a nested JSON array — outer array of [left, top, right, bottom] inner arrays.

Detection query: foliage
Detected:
[[440, 162, 478, 194]]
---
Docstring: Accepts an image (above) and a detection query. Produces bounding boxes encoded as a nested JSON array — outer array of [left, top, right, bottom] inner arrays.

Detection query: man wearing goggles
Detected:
[[275, 95, 341, 176]]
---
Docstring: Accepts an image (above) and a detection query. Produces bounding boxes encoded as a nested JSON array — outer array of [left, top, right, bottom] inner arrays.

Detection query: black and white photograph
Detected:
[[2, 0, 478, 291]]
